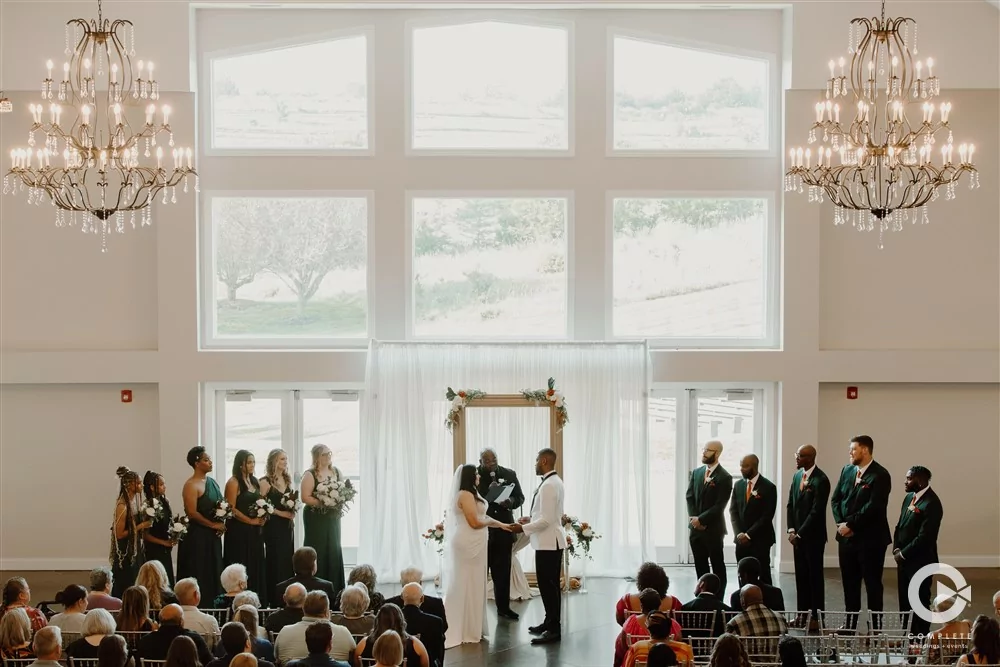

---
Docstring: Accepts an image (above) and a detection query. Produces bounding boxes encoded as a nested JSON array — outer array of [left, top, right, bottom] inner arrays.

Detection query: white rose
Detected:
[[554, 398, 564, 408], [145, 507, 156, 516], [582, 528, 593, 538], [452, 397, 464, 408], [256, 499, 266, 506], [434, 529, 443, 538], [172, 522, 185, 532], [215, 509, 225, 517]]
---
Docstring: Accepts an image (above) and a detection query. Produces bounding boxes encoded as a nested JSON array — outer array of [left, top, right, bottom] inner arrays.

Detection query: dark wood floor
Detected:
[[3, 567, 998, 667]]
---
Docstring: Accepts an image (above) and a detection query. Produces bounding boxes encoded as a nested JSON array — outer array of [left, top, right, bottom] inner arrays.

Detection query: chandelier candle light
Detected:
[[785, 0, 979, 248], [3, 0, 196, 252]]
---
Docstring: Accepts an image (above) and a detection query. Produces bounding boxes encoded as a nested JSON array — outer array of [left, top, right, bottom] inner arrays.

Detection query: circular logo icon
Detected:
[[908, 563, 972, 624]]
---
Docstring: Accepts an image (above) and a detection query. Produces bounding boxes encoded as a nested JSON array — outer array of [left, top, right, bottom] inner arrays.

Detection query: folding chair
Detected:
[[68, 659, 99, 667], [257, 608, 281, 624], [739, 636, 780, 664], [115, 631, 149, 653], [203, 609, 231, 625], [673, 611, 717, 639]]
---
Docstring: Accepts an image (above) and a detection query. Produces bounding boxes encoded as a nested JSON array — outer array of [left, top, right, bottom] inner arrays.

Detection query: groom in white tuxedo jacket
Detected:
[[511, 447, 565, 645]]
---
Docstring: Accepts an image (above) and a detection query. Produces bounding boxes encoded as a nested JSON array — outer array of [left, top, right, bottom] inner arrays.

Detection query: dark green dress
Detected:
[[262, 479, 295, 607], [224, 485, 267, 600], [144, 496, 175, 586], [303, 469, 346, 590], [110, 498, 144, 599], [177, 477, 225, 601]]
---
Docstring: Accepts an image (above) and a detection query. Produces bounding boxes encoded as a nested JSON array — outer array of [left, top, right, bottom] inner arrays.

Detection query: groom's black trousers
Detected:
[[535, 548, 563, 633], [487, 529, 513, 612]]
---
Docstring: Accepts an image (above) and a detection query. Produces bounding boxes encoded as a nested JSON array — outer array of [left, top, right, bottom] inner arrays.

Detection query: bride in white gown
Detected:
[[442, 464, 511, 649]]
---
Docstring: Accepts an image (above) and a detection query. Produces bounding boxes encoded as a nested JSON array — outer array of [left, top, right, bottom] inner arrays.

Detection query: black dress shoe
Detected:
[[531, 630, 561, 645], [498, 609, 520, 620], [528, 623, 546, 635]]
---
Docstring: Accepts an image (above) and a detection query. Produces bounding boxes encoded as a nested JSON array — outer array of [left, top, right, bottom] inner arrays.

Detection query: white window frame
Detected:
[[606, 28, 779, 158], [202, 26, 376, 157], [405, 190, 576, 341], [199, 190, 375, 350], [605, 190, 779, 349], [202, 383, 365, 563], [404, 13, 576, 157]]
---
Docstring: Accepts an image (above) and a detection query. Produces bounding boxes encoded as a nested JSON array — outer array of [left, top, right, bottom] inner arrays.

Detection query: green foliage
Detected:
[[215, 294, 366, 336], [614, 199, 764, 236], [414, 199, 565, 257], [615, 77, 763, 117]]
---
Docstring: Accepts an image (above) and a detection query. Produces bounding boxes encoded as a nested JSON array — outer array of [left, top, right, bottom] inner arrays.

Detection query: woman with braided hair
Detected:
[[142, 470, 177, 586], [110, 467, 152, 598]]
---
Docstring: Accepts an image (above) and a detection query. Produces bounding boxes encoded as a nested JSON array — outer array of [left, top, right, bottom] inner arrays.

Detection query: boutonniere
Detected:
[[860, 483, 870, 490], [751, 490, 761, 499], [498, 478, 506, 484], [908, 505, 921, 514], [708, 481, 716, 488]]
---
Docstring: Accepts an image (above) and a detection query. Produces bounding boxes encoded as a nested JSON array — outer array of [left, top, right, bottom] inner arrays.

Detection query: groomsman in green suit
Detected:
[[831, 435, 892, 625], [686, 440, 734, 595], [893, 466, 943, 637], [729, 454, 777, 585], [786, 444, 831, 623]]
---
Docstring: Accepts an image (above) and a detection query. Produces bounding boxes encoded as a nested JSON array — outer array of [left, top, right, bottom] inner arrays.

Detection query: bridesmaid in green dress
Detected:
[[223, 450, 267, 598], [176, 446, 227, 601], [301, 444, 346, 591], [110, 467, 152, 599], [260, 449, 296, 607]]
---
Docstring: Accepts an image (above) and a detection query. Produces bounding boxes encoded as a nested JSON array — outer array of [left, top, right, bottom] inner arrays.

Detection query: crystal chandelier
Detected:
[[785, 0, 979, 248], [2, 0, 196, 252]]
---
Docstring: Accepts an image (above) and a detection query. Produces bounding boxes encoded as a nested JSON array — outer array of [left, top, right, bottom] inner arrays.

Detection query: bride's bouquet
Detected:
[[279, 489, 302, 513], [421, 520, 445, 555], [247, 496, 275, 521], [167, 514, 189, 542], [141, 497, 166, 522], [313, 477, 357, 518]]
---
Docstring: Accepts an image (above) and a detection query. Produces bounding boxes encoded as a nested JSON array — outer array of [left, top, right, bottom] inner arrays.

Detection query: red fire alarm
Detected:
[[121, 389, 133, 403], [846, 386, 859, 400]]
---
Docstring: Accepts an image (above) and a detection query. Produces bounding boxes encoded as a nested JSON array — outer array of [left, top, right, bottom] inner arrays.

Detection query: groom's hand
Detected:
[[508, 523, 523, 533], [517, 516, 530, 525]]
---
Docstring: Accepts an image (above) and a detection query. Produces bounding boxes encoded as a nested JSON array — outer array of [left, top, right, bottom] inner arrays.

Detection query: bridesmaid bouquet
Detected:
[[213, 499, 234, 522], [248, 497, 276, 520], [313, 477, 357, 518], [141, 497, 166, 522], [561, 514, 600, 560], [279, 489, 302, 512], [421, 520, 445, 555], [168, 514, 189, 542]]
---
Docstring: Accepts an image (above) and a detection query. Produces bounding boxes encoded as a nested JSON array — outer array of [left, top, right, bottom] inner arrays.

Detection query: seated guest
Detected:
[[994, 591, 1000, 621], [354, 604, 429, 667], [27, 626, 61, 667], [175, 578, 222, 640], [616, 563, 683, 625], [207, 624, 275, 667], [138, 561, 179, 610], [709, 634, 752, 667], [265, 584, 307, 635], [371, 630, 403, 667], [285, 622, 349, 667], [726, 585, 787, 637], [924, 594, 973, 664], [119, 585, 157, 631], [165, 635, 203, 667], [0, 577, 48, 632], [623, 612, 693, 667], [136, 604, 214, 665], [97, 635, 128, 667], [274, 592, 355, 665], [66, 608, 116, 659], [0, 607, 34, 660], [616, 591, 684, 667], [274, 548, 336, 607], [232, 592, 262, 612], [331, 586, 373, 637], [778, 636, 806, 667], [647, 644, 679, 667], [956, 615, 1000, 667], [215, 564, 251, 610], [335, 566, 384, 615], [49, 584, 89, 633], [230, 654, 257, 667], [728, 558, 784, 612], [398, 584, 443, 667], [214, 607, 273, 662], [679, 574, 729, 638], [87, 567, 123, 611], [384, 568, 447, 633]]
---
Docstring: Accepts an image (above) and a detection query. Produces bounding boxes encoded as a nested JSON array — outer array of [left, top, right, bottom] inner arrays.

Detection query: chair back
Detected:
[[722, 610, 739, 627], [61, 632, 81, 649], [626, 633, 647, 648], [256, 609, 280, 624], [688, 636, 716, 661], [673, 611, 716, 637], [931, 634, 972, 665], [1, 659, 36, 667], [738, 635, 779, 662], [203, 609, 231, 624], [868, 610, 912, 635], [777, 610, 812, 634], [69, 659, 99, 667], [115, 630, 149, 651], [148, 609, 160, 623], [140, 660, 167, 667], [817, 610, 863, 634], [351, 634, 367, 645]]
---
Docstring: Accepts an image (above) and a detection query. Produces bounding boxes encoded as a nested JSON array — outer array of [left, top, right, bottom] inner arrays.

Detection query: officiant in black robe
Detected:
[[477, 448, 525, 620]]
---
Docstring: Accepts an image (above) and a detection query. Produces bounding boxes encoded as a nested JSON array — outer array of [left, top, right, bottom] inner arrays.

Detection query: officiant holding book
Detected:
[[478, 448, 525, 621]]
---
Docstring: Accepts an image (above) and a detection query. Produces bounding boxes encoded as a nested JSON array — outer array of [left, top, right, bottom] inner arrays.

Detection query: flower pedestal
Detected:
[[579, 558, 588, 594]]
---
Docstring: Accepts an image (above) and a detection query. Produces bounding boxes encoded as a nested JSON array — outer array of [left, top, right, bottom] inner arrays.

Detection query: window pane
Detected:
[[695, 391, 756, 540], [412, 197, 568, 337], [211, 197, 368, 339], [412, 22, 569, 150], [613, 198, 767, 339], [649, 396, 678, 548], [223, 398, 283, 478], [303, 397, 360, 548], [212, 36, 368, 150], [613, 36, 769, 151]]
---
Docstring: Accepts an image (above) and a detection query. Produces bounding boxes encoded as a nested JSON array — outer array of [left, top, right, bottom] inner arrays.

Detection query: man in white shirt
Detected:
[[274, 591, 355, 664], [175, 578, 221, 646]]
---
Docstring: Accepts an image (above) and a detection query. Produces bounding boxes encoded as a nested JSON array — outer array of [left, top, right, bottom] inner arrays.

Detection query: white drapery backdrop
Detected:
[[359, 342, 653, 582]]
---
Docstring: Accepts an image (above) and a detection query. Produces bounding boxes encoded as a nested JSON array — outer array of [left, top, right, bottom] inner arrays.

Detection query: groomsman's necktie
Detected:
[[704, 468, 712, 484], [799, 472, 808, 491], [745, 480, 753, 502], [907, 493, 916, 511], [854, 469, 863, 486]]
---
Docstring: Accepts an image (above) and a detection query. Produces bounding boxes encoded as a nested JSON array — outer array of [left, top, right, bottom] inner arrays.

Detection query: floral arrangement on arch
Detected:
[[444, 387, 487, 432], [422, 519, 446, 555], [521, 377, 569, 430], [561, 514, 599, 560]]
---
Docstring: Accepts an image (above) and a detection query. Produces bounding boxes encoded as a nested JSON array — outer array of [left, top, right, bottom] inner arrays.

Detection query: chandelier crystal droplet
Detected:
[[2, 0, 197, 252], [784, 0, 979, 248]]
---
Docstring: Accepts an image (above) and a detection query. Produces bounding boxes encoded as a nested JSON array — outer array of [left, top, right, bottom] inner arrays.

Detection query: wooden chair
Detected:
[[738, 636, 779, 664], [68, 659, 99, 667], [256, 609, 281, 624], [202, 609, 231, 625], [140, 660, 167, 667], [672, 610, 717, 639], [688, 636, 716, 662]]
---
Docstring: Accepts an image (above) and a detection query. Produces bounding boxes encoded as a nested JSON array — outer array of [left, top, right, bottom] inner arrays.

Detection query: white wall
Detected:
[[0, 0, 998, 568]]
